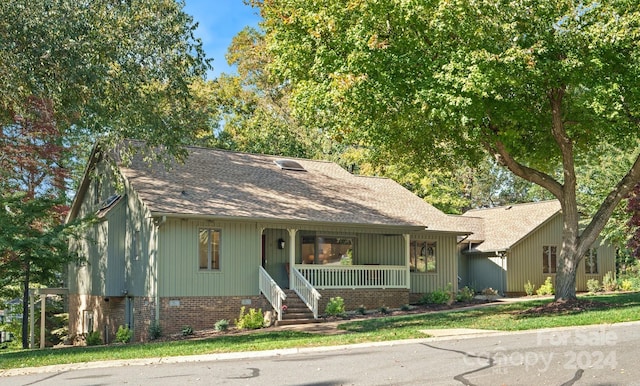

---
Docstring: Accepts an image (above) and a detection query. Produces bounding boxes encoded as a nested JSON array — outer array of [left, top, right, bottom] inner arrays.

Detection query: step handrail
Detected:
[[290, 266, 321, 319], [258, 266, 287, 321]]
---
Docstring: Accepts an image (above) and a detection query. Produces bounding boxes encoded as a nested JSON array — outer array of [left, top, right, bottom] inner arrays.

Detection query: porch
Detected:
[[259, 263, 410, 322]]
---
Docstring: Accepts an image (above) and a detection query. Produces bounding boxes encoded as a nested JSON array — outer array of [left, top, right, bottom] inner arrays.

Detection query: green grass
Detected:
[[1, 292, 639, 371]]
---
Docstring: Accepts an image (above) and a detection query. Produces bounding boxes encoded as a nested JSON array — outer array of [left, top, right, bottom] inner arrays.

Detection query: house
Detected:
[[66, 142, 471, 342], [457, 201, 616, 295]]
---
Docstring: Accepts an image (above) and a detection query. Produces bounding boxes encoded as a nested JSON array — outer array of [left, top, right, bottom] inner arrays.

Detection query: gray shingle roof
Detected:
[[461, 200, 561, 253], [120, 144, 471, 233]]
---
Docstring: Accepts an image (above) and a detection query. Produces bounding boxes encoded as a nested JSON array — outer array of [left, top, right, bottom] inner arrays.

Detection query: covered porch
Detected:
[[259, 226, 414, 320]]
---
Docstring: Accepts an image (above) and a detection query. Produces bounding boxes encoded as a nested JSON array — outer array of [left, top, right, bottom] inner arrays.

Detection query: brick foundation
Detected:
[[158, 296, 270, 336], [318, 288, 409, 312]]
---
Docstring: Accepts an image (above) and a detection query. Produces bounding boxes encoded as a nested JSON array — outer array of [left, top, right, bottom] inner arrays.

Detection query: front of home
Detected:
[[66, 142, 469, 342], [66, 144, 617, 343]]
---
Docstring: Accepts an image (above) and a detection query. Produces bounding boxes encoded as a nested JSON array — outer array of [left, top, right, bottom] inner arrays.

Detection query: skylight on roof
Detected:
[[274, 159, 306, 171]]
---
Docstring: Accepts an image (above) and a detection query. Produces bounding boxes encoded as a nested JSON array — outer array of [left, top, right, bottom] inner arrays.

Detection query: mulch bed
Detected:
[[517, 298, 614, 316]]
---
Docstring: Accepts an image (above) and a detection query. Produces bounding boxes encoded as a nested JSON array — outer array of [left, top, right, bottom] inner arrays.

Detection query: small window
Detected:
[[585, 248, 598, 274], [410, 241, 436, 273], [199, 228, 221, 270], [274, 159, 306, 171], [543, 246, 557, 273]]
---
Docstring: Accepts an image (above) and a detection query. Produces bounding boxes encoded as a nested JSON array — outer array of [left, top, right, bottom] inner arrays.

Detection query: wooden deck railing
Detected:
[[258, 266, 287, 321], [295, 265, 408, 289], [290, 267, 321, 319]]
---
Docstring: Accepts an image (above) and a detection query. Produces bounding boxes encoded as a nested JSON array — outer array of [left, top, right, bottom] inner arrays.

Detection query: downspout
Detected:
[[154, 216, 166, 323], [403, 234, 411, 289]]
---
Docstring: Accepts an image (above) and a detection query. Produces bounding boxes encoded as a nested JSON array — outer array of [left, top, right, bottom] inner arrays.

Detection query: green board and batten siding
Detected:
[[410, 232, 459, 294], [157, 219, 262, 297]]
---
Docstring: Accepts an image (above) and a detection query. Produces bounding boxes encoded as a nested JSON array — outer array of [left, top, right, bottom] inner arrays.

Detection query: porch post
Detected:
[[403, 234, 411, 289], [287, 228, 297, 281]]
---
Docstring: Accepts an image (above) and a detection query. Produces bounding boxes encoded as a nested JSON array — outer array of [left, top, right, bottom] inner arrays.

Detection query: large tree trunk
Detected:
[[555, 248, 579, 301]]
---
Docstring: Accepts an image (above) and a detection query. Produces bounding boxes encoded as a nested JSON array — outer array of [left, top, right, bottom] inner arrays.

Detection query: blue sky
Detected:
[[183, 1, 262, 79]]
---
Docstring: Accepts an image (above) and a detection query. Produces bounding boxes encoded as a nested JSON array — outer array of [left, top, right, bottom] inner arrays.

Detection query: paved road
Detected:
[[2, 322, 639, 385]]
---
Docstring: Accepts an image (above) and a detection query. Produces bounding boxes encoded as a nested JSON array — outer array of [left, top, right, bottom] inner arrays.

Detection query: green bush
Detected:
[[456, 286, 475, 302], [400, 304, 411, 311], [148, 321, 162, 340], [181, 326, 194, 336], [325, 297, 346, 317], [586, 279, 601, 294], [421, 289, 449, 304], [536, 277, 554, 296], [85, 331, 102, 346], [619, 278, 636, 291], [214, 319, 229, 331], [524, 280, 535, 296], [115, 325, 132, 343], [603, 271, 617, 292], [355, 305, 366, 315], [235, 307, 264, 329], [378, 306, 389, 314]]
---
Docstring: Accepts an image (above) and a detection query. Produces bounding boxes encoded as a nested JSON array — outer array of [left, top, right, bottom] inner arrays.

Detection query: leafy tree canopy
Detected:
[[258, 0, 640, 300]]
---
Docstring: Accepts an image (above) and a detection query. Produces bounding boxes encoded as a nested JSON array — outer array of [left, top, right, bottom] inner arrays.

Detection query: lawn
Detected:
[[1, 292, 639, 371]]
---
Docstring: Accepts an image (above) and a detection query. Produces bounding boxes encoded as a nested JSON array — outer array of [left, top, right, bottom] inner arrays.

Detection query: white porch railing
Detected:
[[295, 265, 408, 289], [290, 267, 322, 319], [258, 266, 287, 321]]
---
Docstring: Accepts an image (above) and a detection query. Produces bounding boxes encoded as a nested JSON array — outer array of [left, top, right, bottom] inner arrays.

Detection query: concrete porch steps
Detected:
[[276, 290, 320, 326]]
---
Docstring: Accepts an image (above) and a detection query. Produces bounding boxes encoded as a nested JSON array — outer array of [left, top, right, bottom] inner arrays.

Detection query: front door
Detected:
[[263, 230, 289, 288]]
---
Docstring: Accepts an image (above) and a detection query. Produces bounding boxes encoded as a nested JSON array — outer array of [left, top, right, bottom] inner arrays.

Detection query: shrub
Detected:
[[536, 277, 554, 296], [325, 297, 346, 317], [181, 326, 194, 336], [481, 287, 499, 299], [586, 279, 601, 294], [214, 319, 229, 331], [235, 307, 264, 329], [85, 331, 102, 346], [456, 286, 475, 302], [148, 321, 162, 340], [355, 305, 366, 315], [524, 280, 535, 296], [400, 304, 411, 311], [378, 306, 389, 314], [115, 325, 132, 343], [620, 279, 634, 292], [603, 271, 617, 292], [421, 289, 449, 304]]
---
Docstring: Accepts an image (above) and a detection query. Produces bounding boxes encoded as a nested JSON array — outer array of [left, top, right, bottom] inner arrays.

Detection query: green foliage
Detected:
[[587, 279, 601, 294], [456, 286, 475, 303], [259, 0, 640, 301], [355, 305, 366, 315], [378, 306, 389, 314], [619, 279, 636, 292], [85, 331, 102, 346], [421, 289, 449, 305], [214, 319, 229, 332], [400, 304, 411, 311], [235, 307, 264, 330], [324, 297, 346, 317], [148, 321, 162, 340], [181, 326, 194, 336], [115, 325, 132, 344], [536, 277, 555, 296], [524, 281, 535, 296], [603, 271, 617, 292]]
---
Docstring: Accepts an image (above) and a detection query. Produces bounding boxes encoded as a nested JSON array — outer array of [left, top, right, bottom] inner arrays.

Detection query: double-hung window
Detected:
[[199, 228, 220, 270], [542, 246, 557, 273]]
